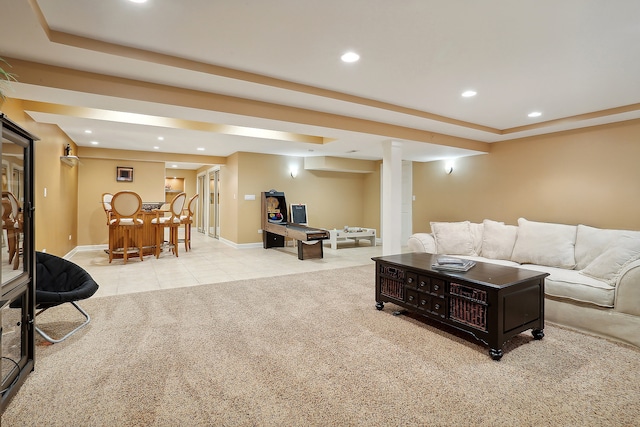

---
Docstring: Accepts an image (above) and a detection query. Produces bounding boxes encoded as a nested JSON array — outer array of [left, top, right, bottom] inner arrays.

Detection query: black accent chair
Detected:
[[34, 251, 99, 343]]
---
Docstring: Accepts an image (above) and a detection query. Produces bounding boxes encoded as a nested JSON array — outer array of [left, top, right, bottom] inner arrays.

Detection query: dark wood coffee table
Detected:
[[372, 253, 549, 360]]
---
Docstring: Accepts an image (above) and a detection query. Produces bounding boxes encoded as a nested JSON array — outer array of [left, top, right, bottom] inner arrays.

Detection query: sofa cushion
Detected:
[[575, 224, 640, 270], [518, 264, 615, 308], [580, 235, 640, 285], [430, 221, 475, 255], [407, 233, 436, 253], [469, 222, 484, 256], [511, 218, 577, 269], [481, 219, 518, 260]]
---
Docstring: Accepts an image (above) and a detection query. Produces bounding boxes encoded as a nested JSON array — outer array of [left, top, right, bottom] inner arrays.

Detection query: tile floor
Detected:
[[68, 232, 397, 298]]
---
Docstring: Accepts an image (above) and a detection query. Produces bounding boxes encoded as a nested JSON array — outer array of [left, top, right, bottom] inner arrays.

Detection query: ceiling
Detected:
[[1, 0, 639, 169]]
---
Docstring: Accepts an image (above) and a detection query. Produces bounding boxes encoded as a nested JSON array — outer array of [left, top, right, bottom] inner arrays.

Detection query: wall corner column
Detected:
[[382, 140, 402, 255]]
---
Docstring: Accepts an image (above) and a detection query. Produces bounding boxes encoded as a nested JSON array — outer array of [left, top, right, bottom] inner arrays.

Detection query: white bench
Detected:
[[326, 228, 376, 250]]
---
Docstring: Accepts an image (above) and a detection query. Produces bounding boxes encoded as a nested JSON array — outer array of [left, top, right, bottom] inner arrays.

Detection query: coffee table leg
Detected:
[[532, 329, 545, 340], [489, 348, 503, 361]]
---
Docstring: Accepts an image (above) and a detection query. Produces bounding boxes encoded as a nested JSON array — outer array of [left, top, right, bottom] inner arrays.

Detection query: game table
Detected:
[[261, 190, 329, 260]]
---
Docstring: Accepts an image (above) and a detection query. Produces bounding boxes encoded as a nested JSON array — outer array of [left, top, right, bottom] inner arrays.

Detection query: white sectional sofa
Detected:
[[408, 218, 640, 348]]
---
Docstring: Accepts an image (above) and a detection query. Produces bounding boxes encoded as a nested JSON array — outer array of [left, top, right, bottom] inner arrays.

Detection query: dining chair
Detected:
[[2, 191, 23, 270], [180, 194, 199, 252], [152, 192, 186, 258], [101, 192, 113, 225], [108, 190, 144, 264]]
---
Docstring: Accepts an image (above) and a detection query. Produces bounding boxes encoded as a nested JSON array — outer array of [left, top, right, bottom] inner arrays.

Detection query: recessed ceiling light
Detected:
[[461, 90, 477, 98], [341, 52, 360, 63], [84, 129, 92, 134], [90, 141, 99, 145], [171, 164, 178, 168], [197, 147, 205, 151], [157, 136, 164, 141], [528, 111, 542, 118], [129, 0, 148, 3], [153, 146, 160, 150]]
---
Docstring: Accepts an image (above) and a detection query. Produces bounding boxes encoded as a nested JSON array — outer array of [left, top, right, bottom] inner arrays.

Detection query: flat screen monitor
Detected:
[[290, 204, 307, 225]]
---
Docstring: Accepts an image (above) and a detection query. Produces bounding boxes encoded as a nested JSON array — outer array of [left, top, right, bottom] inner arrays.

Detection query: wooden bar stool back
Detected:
[[2, 191, 23, 270], [152, 192, 186, 258], [101, 192, 113, 225], [109, 191, 144, 264], [180, 194, 199, 252]]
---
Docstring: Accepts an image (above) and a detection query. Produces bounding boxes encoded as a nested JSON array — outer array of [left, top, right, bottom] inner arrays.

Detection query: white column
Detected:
[[382, 140, 403, 255]]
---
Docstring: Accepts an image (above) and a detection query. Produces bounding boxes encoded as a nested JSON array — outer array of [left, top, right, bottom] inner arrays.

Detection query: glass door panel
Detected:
[[208, 170, 220, 239], [197, 174, 206, 234]]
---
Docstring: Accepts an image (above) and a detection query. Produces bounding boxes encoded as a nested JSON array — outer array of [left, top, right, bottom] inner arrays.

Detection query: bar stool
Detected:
[[108, 191, 144, 264], [2, 191, 22, 270], [180, 194, 198, 252], [152, 192, 186, 258], [101, 192, 113, 224]]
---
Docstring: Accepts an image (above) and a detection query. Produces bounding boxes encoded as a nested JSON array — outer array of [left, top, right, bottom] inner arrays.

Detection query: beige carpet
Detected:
[[2, 265, 639, 426]]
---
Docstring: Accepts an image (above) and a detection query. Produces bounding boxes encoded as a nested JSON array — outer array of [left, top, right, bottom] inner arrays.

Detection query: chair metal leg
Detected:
[[35, 301, 92, 344]]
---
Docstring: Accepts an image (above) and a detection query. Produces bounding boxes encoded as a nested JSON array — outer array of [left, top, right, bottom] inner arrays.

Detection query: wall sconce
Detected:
[[290, 166, 299, 178], [444, 162, 454, 174]]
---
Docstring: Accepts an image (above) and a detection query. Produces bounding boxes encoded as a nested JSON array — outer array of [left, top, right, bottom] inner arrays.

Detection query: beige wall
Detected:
[[165, 168, 197, 198], [11, 97, 640, 253], [2, 99, 79, 256], [412, 119, 640, 232], [230, 152, 377, 244], [2, 100, 382, 253], [220, 154, 239, 243], [78, 158, 165, 245]]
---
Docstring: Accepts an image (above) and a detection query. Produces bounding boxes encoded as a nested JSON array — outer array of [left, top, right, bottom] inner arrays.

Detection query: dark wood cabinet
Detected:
[[1, 113, 37, 412], [373, 253, 548, 360]]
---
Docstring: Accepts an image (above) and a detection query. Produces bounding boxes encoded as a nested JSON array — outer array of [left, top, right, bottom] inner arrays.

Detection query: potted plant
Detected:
[[0, 57, 17, 103]]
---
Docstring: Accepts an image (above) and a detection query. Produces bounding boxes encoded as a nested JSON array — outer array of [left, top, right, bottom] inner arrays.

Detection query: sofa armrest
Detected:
[[407, 233, 436, 253], [614, 259, 640, 316]]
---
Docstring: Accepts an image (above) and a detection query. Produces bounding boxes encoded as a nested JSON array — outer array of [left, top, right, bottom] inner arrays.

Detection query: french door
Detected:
[[196, 167, 220, 239]]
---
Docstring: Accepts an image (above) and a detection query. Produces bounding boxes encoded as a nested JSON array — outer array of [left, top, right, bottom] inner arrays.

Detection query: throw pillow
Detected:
[[575, 224, 640, 270], [481, 219, 518, 260], [580, 235, 640, 285], [510, 218, 577, 269], [430, 221, 475, 255]]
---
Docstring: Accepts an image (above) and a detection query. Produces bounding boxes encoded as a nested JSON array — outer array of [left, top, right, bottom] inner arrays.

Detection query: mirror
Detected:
[[2, 128, 27, 286]]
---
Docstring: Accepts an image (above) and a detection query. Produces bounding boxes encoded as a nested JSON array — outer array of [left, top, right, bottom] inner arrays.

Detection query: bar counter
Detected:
[[110, 203, 166, 257]]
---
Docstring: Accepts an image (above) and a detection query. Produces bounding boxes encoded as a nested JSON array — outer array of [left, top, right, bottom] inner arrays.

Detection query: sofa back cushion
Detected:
[[430, 221, 476, 255], [580, 235, 640, 285], [470, 222, 484, 255], [511, 218, 577, 269], [575, 224, 640, 270], [481, 219, 518, 260]]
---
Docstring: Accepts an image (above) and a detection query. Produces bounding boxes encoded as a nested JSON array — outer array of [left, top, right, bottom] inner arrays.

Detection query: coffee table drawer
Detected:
[[431, 278, 445, 296], [406, 272, 418, 289], [431, 298, 446, 318], [405, 289, 419, 307]]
